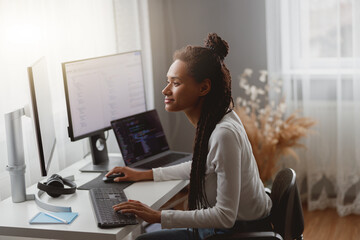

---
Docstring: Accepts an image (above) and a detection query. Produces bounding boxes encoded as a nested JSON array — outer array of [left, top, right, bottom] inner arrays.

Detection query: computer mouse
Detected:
[[102, 173, 125, 183]]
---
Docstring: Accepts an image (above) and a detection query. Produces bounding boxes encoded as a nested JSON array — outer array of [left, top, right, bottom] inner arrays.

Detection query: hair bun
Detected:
[[204, 33, 229, 60]]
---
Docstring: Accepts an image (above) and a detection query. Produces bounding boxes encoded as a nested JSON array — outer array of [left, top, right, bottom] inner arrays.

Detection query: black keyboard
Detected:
[[138, 153, 189, 169], [89, 188, 138, 228]]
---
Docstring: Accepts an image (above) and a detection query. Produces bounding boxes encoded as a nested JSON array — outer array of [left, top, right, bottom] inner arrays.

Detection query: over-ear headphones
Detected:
[[37, 174, 77, 198]]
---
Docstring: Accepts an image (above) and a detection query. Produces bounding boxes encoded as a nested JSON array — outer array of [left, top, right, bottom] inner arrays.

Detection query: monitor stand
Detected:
[[5, 107, 72, 212], [79, 133, 125, 172]]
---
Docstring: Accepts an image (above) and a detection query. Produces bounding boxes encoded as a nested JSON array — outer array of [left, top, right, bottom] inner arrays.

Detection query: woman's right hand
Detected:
[[105, 166, 153, 182]]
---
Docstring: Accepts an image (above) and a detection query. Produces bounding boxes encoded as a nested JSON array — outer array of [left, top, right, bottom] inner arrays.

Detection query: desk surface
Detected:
[[0, 158, 188, 240]]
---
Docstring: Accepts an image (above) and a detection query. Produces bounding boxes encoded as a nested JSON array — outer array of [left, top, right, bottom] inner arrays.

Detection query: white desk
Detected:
[[0, 158, 188, 240]]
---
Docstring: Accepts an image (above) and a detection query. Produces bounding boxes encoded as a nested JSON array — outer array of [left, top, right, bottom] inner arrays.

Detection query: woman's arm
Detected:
[[106, 166, 153, 182], [109, 162, 192, 223], [107, 160, 192, 182], [152, 161, 192, 181]]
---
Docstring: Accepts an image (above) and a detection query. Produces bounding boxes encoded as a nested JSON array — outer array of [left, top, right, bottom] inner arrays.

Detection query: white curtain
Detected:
[[0, 0, 147, 201], [266, 0, 360, 216]]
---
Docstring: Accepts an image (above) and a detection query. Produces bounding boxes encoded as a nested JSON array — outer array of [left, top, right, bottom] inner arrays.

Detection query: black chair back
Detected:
[[270, 168, 304, 240]]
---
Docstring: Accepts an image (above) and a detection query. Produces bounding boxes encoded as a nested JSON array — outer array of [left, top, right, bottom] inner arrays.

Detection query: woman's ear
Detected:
[[199, 78, 211, 96]]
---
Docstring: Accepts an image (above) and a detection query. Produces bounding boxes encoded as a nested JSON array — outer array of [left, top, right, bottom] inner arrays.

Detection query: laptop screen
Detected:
[[111, 110, 170, 166]]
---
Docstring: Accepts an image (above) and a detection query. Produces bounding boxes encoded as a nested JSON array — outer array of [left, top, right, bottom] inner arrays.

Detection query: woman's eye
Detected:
[[173, 82, 180, 86]]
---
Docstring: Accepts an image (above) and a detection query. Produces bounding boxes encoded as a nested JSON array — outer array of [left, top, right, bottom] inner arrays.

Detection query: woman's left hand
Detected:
[[113, 200, 161, 224]]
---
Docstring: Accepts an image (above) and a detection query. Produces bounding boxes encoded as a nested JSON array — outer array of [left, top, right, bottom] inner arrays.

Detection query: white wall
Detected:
[[147, 0, 267, 152]]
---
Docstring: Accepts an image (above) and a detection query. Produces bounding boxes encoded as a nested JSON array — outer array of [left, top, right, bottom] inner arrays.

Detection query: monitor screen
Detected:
[[28, 57, 57, 176], [62, 51, 146, 141], [62, 51, 147, 172]]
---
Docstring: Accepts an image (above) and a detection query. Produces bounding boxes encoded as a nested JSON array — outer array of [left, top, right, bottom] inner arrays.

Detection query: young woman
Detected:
[[106, 33, 272, 240]]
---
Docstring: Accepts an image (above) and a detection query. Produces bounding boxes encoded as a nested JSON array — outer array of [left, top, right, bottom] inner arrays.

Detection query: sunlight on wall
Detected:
[[5, 23, 42, 45], [0, 0, 118, 199]]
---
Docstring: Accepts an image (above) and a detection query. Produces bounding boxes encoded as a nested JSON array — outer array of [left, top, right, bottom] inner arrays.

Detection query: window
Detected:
[[279, 0, 359, 75], [266, 0, 360, 215]]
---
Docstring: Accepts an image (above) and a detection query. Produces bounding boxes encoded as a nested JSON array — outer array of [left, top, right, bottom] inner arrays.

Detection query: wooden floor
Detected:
[[303, 204, 360, 240]]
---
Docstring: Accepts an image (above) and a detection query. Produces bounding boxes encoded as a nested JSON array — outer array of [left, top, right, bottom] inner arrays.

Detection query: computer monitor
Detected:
[[62, 51, 147, 172], [28, 57, 57, 176]]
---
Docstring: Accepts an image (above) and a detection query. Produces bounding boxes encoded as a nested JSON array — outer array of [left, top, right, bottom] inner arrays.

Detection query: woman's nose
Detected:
[[162, 84, 171, 96]]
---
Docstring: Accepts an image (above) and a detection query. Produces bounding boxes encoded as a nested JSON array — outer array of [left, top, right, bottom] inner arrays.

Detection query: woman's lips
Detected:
[[164, 98, 174, 104]]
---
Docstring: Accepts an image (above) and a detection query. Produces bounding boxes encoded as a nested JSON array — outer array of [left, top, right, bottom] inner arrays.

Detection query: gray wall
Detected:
[[148, 0, 267, 152]]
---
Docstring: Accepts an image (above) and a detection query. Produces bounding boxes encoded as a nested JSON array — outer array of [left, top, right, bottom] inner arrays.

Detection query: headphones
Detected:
[[37, 174, 77, 198]]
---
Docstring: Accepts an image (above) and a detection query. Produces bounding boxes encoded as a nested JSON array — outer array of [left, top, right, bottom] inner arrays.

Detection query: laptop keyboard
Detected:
[[137, 153, 189, 169], [89, 188, 138, 228]]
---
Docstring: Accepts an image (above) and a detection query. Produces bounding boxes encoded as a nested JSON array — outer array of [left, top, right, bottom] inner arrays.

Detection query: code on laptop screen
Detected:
[[111, 110, 170, 166]]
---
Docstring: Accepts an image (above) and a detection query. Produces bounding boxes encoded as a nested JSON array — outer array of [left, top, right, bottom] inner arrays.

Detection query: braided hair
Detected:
[[173, 33, 233, 224]]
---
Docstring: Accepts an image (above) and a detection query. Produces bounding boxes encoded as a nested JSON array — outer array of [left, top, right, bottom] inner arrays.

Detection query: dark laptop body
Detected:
[[111, 110, 192, 169]]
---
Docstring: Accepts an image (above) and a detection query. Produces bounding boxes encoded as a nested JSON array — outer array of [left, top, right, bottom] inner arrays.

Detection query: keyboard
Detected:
[[89, 188, 138, 228], [138, 153, 189, 169]]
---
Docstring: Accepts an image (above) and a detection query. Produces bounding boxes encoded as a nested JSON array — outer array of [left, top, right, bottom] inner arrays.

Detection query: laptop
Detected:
[[111, 109, 192, 169]]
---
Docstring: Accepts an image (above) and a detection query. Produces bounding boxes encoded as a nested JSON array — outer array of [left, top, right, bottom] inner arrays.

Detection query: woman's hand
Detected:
[[105, 166, 153, 182], [113, 200, 161, 224]]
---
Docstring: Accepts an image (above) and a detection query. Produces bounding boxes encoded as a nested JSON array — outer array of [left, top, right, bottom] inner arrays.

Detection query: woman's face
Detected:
[[162, 60, 204, 114]]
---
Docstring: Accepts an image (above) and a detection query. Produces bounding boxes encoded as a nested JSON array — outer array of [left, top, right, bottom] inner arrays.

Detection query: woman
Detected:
[[106, 33, 272, 240]]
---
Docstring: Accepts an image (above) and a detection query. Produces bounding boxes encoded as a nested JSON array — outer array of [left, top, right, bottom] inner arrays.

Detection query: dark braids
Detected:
[[173, 33, 233, 236]]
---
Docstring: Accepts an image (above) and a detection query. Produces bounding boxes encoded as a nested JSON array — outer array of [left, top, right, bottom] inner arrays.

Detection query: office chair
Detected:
[[205, 168, 304, 240]]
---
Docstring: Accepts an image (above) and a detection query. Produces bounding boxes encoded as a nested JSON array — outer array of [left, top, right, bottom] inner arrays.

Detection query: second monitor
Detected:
[[62, 51, 147, 172]]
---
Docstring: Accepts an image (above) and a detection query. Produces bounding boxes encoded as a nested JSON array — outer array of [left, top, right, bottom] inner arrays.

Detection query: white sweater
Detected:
[[153, 110, 272, 229]]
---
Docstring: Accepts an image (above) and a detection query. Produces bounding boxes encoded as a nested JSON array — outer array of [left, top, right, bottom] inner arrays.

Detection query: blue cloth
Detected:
[[135, 228, 228, 240]]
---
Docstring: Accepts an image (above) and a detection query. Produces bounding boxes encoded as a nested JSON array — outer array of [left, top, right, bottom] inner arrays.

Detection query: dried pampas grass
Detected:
[[235, 106, 316, 182], [236, 69, 316, 182]]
